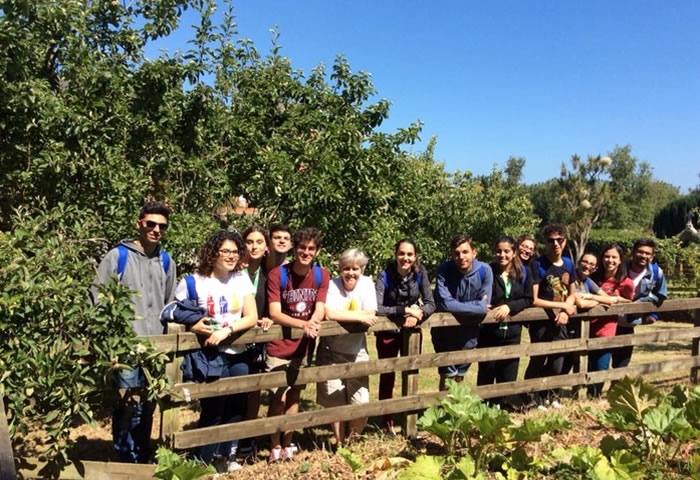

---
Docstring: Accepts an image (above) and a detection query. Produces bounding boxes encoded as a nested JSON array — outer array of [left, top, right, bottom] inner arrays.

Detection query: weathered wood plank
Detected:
[[575, 320, 590, 401], [142, 333, 178, 353], [171, 338, 585, 399], [0, 395, 16, 480], [587, 356, 700, 384], [401, 329, 421, 438], [690, 290, 699, 384], [165, 299, 700, 352], [17, 459, 156, 480], [159, 324, 185, 445]]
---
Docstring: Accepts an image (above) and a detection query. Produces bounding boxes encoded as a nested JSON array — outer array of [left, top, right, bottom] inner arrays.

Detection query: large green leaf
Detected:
[[607, 376, 660, 426], [399, 455, 444, 480]]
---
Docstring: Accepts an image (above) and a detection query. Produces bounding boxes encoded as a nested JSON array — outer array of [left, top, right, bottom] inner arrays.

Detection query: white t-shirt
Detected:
[[322, 275, 378, 354], [628, 268, 644, 297], [175, 271, 255, 355]]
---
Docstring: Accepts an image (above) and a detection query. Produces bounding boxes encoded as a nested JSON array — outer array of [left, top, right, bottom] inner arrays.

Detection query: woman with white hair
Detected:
[[317, 248, 378, 445]]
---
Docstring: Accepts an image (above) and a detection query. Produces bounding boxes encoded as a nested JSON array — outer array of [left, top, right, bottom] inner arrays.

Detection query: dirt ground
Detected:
[[15, 320, 698, 478]]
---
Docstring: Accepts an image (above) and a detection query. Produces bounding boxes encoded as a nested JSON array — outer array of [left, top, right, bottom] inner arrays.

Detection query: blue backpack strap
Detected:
[[160, 249, 171, 274], [280, 263, 289, 290], [314, 264, 322, 287], [116, 245, 128, 280], [537, 257, 547, 280], [584, 277, 591, 291], [563, 256, 574, 275], [521, 265, 528, 288], [382, 270, 390, 289], [651, 263, 659, 285], [416, 271, 423, 287], [478, 265, 485, 284], [184, 275, 198, 303]]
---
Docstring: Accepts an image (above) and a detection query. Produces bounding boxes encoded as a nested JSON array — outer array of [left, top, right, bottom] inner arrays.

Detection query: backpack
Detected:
[[651, 263, 660, 285], [116, 244, 171, 281], [382, 269, 423, 291], [537, 256, 574, 281], [279, 263, 323, 289], [184, 275, 198, 303]]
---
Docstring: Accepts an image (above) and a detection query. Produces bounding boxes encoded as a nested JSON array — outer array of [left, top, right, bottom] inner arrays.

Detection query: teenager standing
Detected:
[[375, 239, 435, 434]]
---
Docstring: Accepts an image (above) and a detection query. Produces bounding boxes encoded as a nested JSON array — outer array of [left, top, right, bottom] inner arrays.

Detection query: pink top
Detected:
[[589, 276, 635, 338]]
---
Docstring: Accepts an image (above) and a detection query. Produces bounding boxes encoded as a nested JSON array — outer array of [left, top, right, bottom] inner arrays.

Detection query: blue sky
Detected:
[[147, 1, 700, 191]]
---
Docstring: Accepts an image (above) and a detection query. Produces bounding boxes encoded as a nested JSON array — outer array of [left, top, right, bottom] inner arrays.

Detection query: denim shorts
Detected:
[[431, 325, 478, 377]]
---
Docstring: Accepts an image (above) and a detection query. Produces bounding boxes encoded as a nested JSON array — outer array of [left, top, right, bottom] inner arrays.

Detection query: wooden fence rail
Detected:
[[8, 296, 700, 479]]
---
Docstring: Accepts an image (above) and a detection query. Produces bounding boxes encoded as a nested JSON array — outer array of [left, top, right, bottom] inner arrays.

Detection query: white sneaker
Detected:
[[537, 405, 548, 412], [550, 400, 563, 409], [227, 459, 243, 472]]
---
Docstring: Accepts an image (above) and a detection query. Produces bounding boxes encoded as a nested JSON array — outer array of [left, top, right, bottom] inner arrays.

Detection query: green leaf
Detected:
[[599, 435, 629, 457], [609, 450, 645, 480], [445, 455, 477, 480], [607, 376, 660, 426], [337, 446, 364, 474], [399, 455, 444, 480], [509, 414, 572, 442]]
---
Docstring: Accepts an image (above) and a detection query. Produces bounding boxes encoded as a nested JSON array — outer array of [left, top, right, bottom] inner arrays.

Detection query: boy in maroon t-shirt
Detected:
[[265, 228, 329, 462]]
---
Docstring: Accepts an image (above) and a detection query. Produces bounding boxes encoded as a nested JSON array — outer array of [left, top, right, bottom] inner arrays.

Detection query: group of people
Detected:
[[93, 201, 668, 471]]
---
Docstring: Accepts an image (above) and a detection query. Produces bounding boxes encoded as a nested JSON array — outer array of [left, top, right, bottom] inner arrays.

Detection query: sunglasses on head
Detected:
[[142, 220, 168, 231]]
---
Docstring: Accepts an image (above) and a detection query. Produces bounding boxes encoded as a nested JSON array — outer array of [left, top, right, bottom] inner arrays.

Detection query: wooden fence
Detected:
[[9, 296, 700, 479]]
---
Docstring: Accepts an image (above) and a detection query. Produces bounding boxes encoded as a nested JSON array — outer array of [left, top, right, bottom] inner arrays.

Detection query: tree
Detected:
[[602, 145, 679, 230], [549, 154, 613, 261]]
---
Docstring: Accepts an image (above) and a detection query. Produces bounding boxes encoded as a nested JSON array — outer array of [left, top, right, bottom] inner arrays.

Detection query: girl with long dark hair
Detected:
[[588, 243, 633, 396], [375, 238, 435, 434], [477, 236, 533, 409]]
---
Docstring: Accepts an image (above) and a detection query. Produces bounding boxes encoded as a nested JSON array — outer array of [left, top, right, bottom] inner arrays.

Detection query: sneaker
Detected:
[[226, 459, 243, 472], [537, 405, 548, 412], [550, 400, 563, 409], [268, 446, 283, 463], [212, 455, 228, 474], [238, 439, 256, 458], [281, 446, 294, 461], [289, 443, 298, 453]]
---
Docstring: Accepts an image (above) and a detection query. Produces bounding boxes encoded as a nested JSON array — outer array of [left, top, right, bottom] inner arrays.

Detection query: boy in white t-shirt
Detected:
[[317, 248, 377, 445]]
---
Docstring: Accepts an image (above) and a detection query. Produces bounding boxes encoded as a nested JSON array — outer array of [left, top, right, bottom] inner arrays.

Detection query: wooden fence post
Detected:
[[160, 323, 185, 446], [0, 395, 16, 480], [692, 290, 700, 385], [575, 320, 589, 400], [401, 328, 421, 438]]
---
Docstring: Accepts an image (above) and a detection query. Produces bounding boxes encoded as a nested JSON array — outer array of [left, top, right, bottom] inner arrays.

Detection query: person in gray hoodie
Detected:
[[432, 234, 493, 391], [92, 201, 177, 463]]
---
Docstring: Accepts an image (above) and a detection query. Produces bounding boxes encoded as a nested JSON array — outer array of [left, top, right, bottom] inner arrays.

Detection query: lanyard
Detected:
[[244, 267, 260, 290]]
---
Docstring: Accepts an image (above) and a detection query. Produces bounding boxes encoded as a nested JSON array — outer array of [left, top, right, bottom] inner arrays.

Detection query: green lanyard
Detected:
[[500, 272, 511, 330], [244, 267, 260, 290]]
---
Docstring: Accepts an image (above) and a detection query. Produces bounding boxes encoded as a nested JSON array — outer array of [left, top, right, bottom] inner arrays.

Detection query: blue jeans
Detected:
[[196, 352, 249, 463], [113, 367, 155, 463], [588, 350, 612, 397], [612, 326, 634, 369]]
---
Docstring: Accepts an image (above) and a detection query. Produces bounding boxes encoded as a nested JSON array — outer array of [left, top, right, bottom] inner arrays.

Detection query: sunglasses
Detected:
[[142, 220, 168, 231], [546, 237, 565, 244]]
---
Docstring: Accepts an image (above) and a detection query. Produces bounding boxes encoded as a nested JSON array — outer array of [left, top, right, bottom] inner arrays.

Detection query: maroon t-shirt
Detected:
[[266, 263, 330, 359]]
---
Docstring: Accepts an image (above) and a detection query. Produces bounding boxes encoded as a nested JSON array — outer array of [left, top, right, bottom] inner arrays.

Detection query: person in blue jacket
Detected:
[[432, 234, 493, 391], [612, 238, 668, 368]]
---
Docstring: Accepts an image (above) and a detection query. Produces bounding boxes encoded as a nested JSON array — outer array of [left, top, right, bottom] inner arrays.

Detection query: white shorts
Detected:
[[316, 347, 369, 408]]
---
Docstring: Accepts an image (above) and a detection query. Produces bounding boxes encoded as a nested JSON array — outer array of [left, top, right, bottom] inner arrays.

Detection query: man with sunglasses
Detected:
[[92, 201, 177, 463], [523, 224, 577, 409]]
